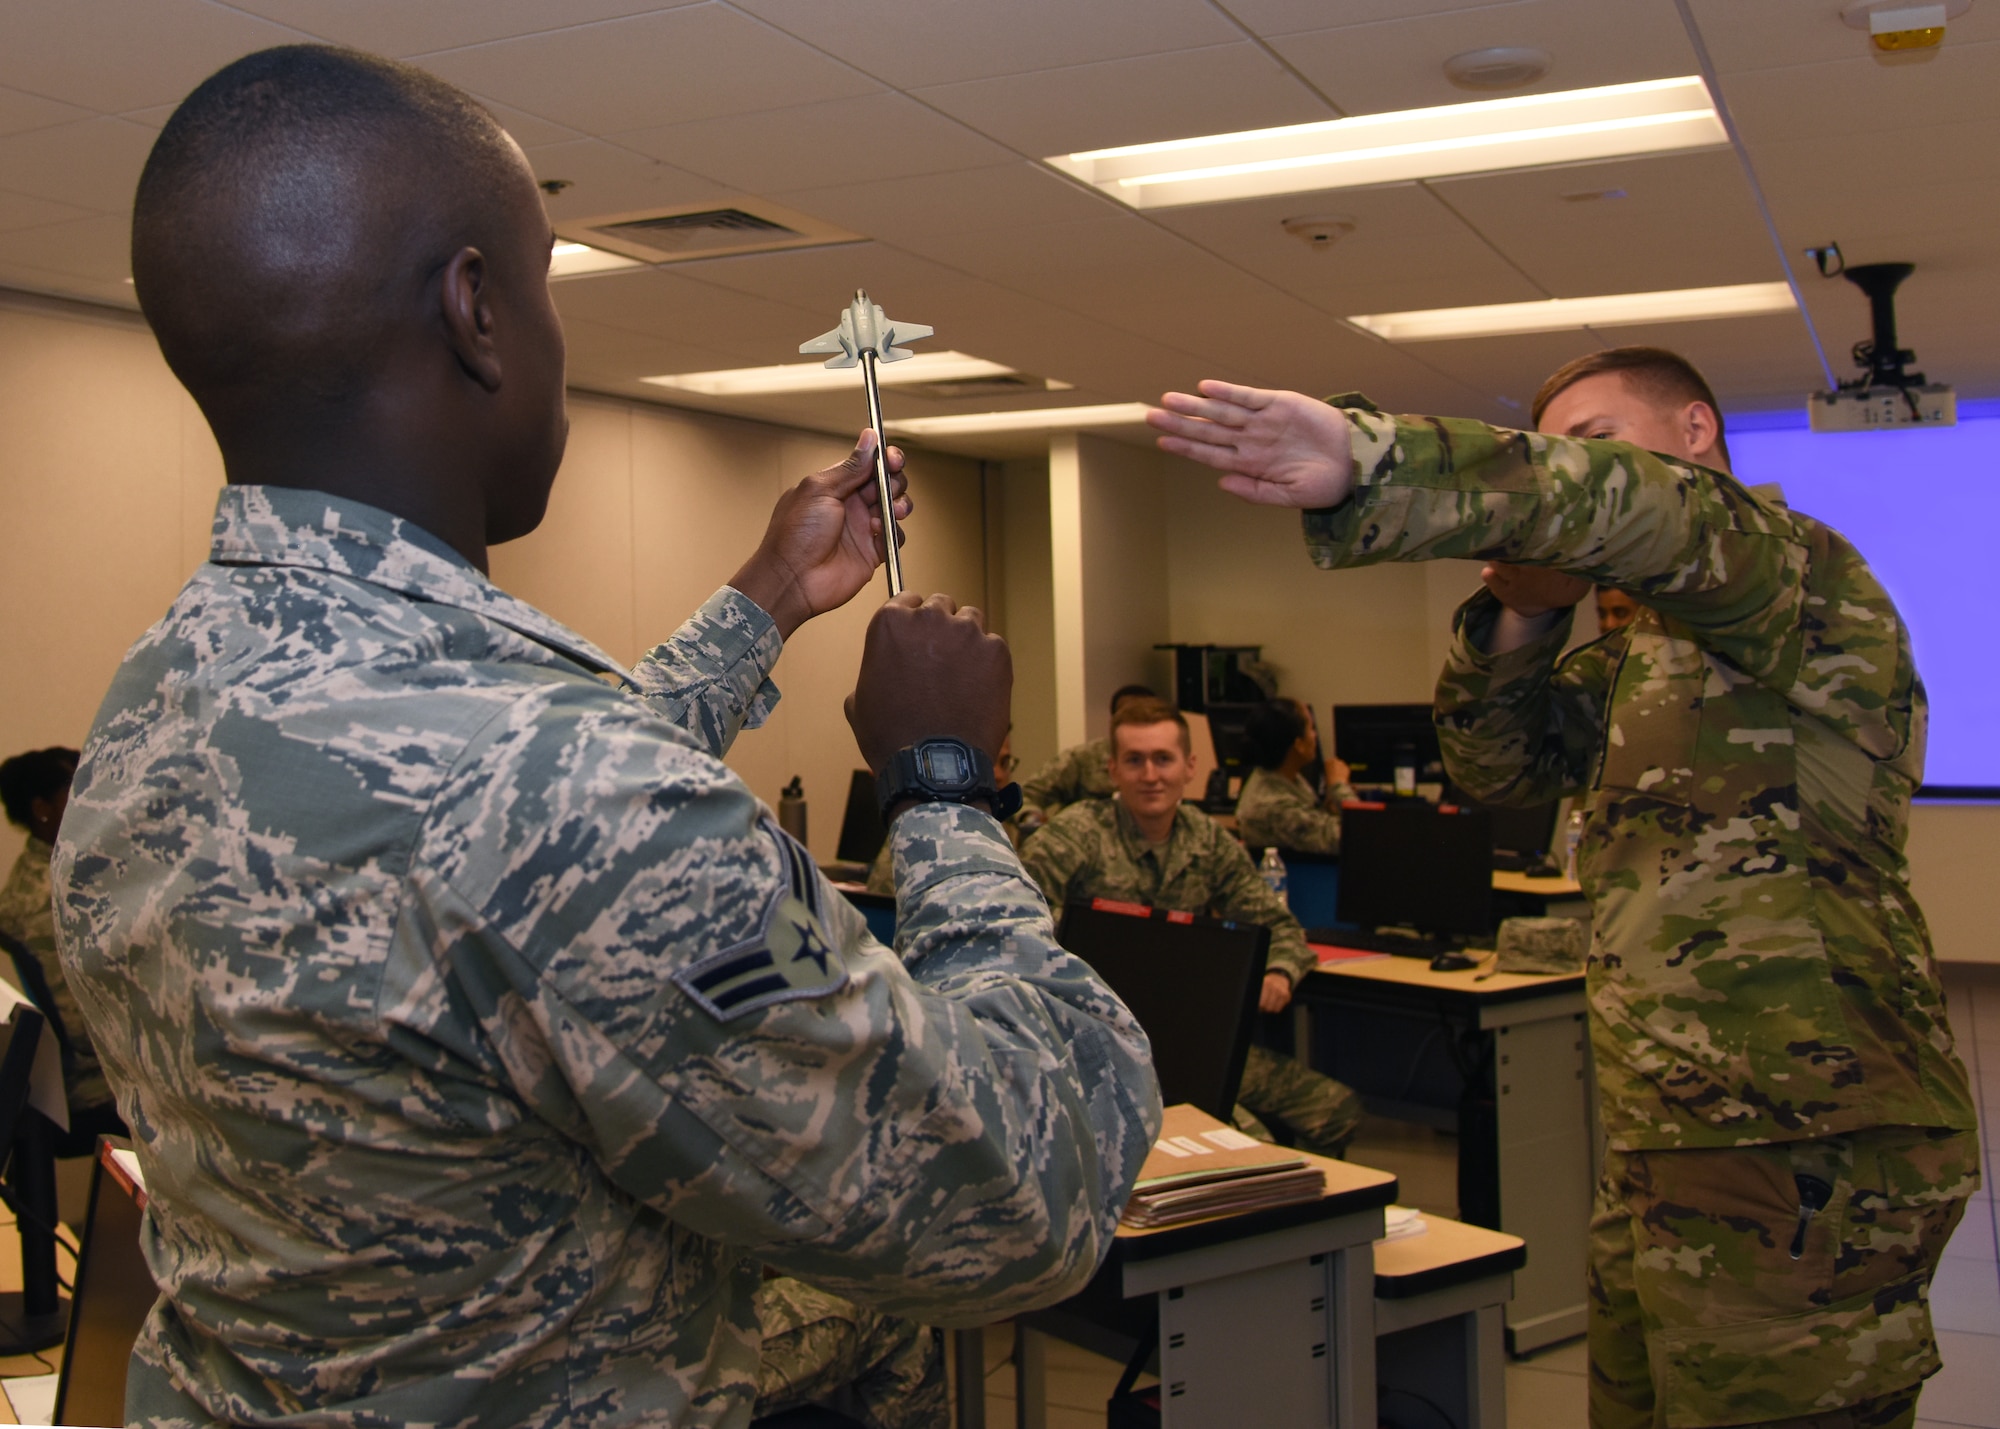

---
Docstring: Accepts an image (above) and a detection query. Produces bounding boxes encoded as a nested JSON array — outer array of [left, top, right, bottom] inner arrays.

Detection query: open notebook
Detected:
[[1122, 1104, 1327, 1230]]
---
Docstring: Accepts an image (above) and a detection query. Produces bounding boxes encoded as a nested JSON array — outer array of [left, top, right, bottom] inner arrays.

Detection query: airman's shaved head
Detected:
[[135, 46, 520, 407], [133, 45, 570, 565]]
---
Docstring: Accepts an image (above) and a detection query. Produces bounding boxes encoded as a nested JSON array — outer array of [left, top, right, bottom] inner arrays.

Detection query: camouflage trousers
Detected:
[[1232, 1045, 1364, 1159], [753, 1276, 948, 1429], [1588, 1125, 1979, 1429]]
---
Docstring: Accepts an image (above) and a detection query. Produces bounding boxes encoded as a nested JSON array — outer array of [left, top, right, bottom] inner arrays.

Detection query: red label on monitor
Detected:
[[1089, 898, 1153, 919], [1165, 910, 1194, 924]]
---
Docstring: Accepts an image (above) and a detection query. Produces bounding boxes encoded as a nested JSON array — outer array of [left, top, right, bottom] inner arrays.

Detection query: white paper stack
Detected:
[[1120, 1105, 1327, 1230]]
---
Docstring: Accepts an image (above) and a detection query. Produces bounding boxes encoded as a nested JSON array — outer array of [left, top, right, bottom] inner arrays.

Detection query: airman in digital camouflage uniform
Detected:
[[1023, 699, 1362, 1160], [53, 47, 1160, 1429], [1233, 698, 1356, 856], [1149, 352, 1977, 1429], [1016, 684, 1156, 830]]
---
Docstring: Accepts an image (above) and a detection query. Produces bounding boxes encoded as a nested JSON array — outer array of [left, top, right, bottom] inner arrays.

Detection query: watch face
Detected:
[[916, 742, 975, 790]]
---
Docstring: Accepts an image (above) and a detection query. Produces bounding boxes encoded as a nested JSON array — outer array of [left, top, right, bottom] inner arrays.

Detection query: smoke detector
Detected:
[[1841, 0, 1970, 52], [1443, 46, 1552, 90], [1281, 214, 1357, 251]]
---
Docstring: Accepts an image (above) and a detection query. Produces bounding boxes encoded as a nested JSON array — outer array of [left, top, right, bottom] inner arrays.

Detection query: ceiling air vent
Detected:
[[559, 197, 863, 266]]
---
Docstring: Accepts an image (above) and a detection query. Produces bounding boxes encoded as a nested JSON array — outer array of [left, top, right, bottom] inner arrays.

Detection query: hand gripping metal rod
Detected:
[[799, 290, 934, 597]]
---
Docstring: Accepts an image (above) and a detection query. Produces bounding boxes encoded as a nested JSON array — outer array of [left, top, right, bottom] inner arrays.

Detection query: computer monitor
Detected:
[[1057, 901, 1269, 1122], [835, 769, 888, 865], [53, 1140, 150, 1428], [1335, 805, 1494, 940], [1475, 800, 1561, 872], [1332, 704, 1445, 789]]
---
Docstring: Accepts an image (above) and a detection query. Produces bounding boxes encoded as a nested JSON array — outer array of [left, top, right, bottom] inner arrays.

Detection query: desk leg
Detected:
[[1327, 1245, 1375, 1429], [1013, 1322, 1046, 1429], [1471, 1304, 1505, 1429], [954, 1327, 986, 1429], [1492, 1012, 1591, 1353], [1292, 1002, 1312, 1068]]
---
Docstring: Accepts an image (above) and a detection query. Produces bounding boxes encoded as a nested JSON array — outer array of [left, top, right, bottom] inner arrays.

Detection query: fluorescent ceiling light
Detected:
[[1048, 76, 1725, 209], [1349, 282, 1796, 341], [886, 403, 1153, 437], [549, 241, 644, 279], [644, 352, 1044, 397]]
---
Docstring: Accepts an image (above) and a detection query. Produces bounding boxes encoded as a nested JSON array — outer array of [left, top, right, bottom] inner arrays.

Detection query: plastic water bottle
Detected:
[[1563, 808, 1585, 883], [1259, 846, 1289, 901], [778, 775, 808, 846]]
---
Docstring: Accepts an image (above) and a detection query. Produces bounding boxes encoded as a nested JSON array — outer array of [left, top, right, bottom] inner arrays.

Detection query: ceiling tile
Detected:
[[770, 161, 1117, 242], [0, 188, 95, 234], [552, 265, 823, 365], [910, 43, 1337, 157], [0, 85, 94, 140], [1269, 0, 1696, 116], [0, 116, 157, 213], [1685, 0, 2000, 75], [477, 98, 584, 149], [1427, 150, 1779, 295], [418, 5, 879, 136], [1222, 0, 1533, 41], [0, 211, 136, 283], [559, 313, 755, 381], [615, 91, 1010, 192], [528, 138, 730, 219], [0, 0, 314, 113], [227, 0, 698, 56], [730, 0, 1241, 88], [1144, 183, 1547, 315], [1721, 40, 2000, 146]]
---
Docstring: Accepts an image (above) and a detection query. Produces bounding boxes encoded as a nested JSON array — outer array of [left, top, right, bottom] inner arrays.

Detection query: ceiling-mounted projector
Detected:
[[1808, 252, 1955, 432]]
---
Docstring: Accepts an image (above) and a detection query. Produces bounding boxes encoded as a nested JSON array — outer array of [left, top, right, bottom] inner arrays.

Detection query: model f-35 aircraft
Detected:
[[801, 289, 933, 596]]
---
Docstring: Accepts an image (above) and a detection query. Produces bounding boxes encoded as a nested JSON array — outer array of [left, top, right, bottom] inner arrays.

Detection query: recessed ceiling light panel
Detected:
[[549, 242, 644, 280], [645, 351, 1041, 398], [1349, 282, 1795, 341], [1046, 77, 1725, 209], [886, 403, 1153, 437]]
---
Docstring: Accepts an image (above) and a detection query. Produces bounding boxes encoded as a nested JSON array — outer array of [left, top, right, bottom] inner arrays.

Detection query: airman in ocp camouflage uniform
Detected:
[[54, 46, 1161, 1429], [1018, 736, 1114, 825], [1017, 684, 1158, 830], [1147, 357, 1978, 1429], [1233, 766, 1350, 856], [1022, 703, 1362, 1161]]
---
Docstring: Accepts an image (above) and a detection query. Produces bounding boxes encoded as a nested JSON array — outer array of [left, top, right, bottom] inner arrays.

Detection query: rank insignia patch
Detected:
[[674, 820, 849, 1022]]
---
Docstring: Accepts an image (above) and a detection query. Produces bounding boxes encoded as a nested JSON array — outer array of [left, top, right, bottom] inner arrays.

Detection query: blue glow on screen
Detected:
[[1728, 403, 2000, 793]]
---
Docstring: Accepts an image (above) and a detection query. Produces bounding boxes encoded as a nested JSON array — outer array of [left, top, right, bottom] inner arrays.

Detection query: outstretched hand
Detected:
[[1146, 380, 1355, 508], [730, 431, 911, 640]]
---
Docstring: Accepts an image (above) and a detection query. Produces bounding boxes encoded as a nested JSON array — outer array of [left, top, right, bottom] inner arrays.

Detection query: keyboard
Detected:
[[1307, 927, 1457, 959]]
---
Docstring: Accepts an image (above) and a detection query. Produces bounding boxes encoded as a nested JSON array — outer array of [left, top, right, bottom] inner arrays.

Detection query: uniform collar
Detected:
[[1111, 799, 1196, 860], [209, 485, 628, 681]]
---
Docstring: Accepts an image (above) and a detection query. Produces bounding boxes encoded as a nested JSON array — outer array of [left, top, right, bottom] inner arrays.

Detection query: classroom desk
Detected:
[[1299, 956, 1592, 1354], [1010, 1150, 1397, 1429]]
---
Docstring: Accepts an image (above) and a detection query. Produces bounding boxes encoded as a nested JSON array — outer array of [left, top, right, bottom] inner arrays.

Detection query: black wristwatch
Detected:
[[876, 738, 1023, 822]]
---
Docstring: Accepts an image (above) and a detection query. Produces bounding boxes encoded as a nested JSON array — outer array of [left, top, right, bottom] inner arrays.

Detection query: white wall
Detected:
[[0, 292, 224, 874], [0, 289, 986, 873]]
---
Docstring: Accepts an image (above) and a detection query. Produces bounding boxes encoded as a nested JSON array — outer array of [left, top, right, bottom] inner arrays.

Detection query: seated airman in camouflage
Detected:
[[54, 46, 1159, 1429], [1023, 698, 1363, 1160], [1232, 697, 1357, 856], [1148, 348, 1977, 1429], [1015, 683, 1156, 831]]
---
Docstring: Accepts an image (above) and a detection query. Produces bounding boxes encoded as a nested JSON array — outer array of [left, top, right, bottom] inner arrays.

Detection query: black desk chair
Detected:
[[1056, 900, 1269, 1122], [0, 994, 68, 1352]]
